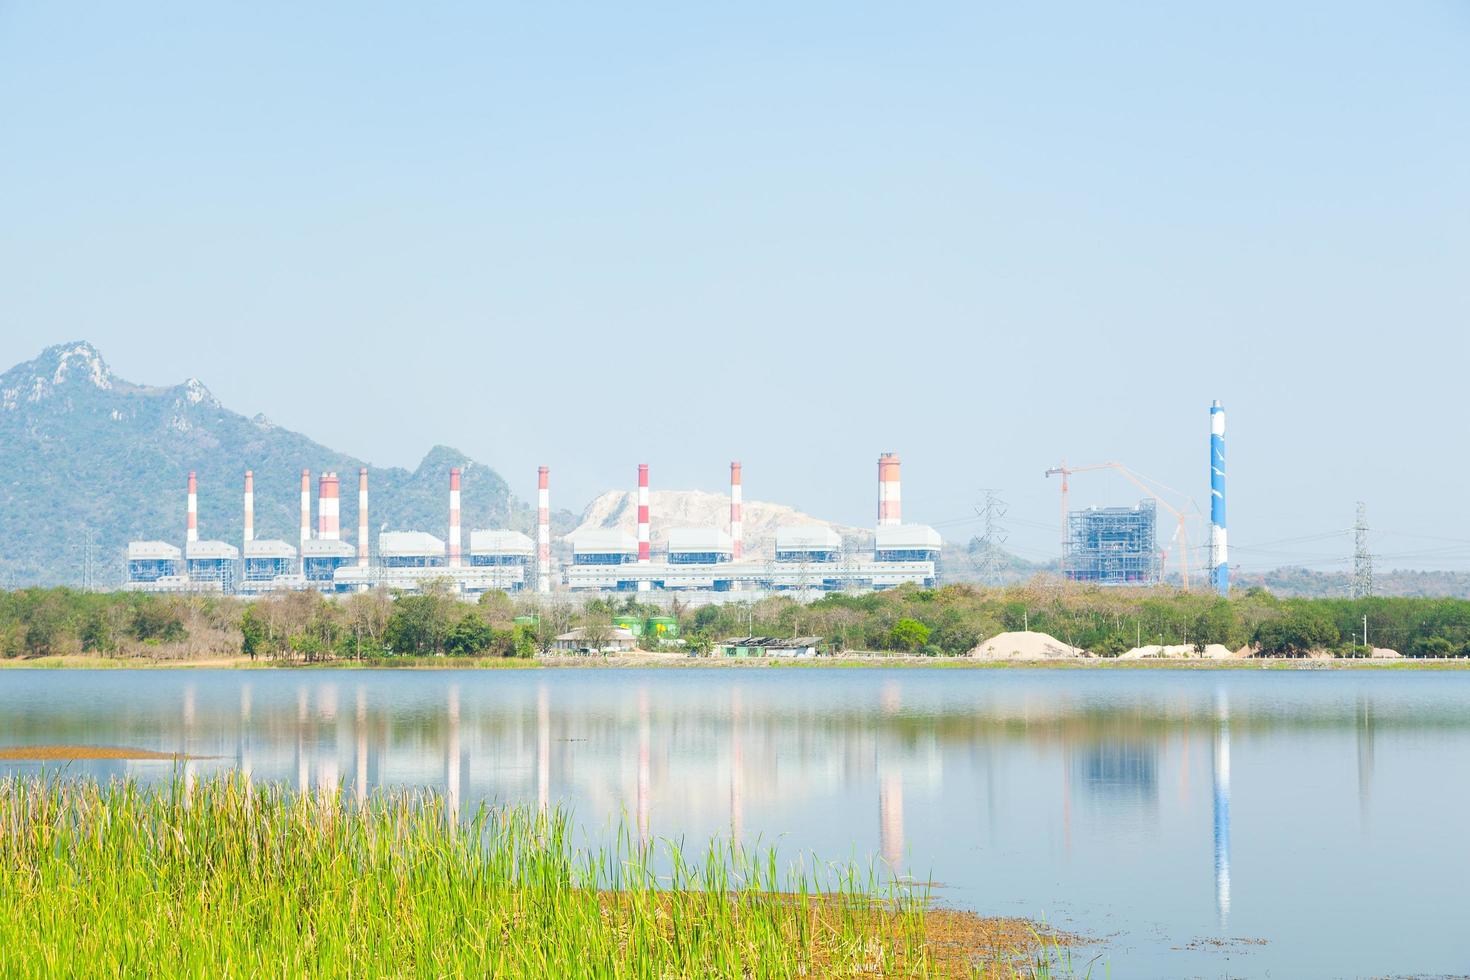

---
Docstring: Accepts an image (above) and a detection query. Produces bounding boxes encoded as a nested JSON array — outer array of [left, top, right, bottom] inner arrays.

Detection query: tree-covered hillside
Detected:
[[0, 342, 572, 586]]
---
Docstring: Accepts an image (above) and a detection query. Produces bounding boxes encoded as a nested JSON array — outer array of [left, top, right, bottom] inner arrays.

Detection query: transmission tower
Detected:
[[971, 489, 1009, 586], [1352, 502, 1373, 598]]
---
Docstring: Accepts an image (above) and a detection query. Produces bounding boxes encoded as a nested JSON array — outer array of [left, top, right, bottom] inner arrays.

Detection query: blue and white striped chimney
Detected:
[[1210, 400, 1229, 596]]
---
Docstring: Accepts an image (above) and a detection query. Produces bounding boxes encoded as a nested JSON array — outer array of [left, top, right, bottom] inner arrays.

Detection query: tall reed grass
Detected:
[[0, 773, 1059, 977]]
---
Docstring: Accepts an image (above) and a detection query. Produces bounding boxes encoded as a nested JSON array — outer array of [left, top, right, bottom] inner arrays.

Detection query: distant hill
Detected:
[[0, 342, 572, 587], [1234, 567, 1470, 600]]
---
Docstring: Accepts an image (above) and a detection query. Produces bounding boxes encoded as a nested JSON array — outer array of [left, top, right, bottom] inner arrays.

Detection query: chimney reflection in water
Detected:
[[355, 687, 368, 805], [238, 684, 253, 790], [537, 685, 550, 813], [730, 687, 743, 843], [296, 688, 308, 792], [878, 681, 905, 869], [1212, 692, 1231, 930], [317, 686, 338, 793], [638, 688, 651, 844], [446, 686, 461, 818], [183, 684, 197, 801]]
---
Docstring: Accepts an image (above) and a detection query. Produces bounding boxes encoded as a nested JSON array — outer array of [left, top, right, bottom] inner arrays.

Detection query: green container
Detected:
[[613, 616, 645, 637], [646, 617, 679, 639]]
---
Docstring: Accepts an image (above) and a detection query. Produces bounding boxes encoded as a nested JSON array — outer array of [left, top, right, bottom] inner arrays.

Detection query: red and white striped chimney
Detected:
[[186, 471, 199, 544], [299, 469, 311, 550], [357, 468, 369, 568], [243, 471, 255, 545], [637, 464, 651, 563], [729, 461, 743, 561], [318, 472, 340, 541], [448, 468, 462, 568], [636, 464, 651, 591], [878, 453, 902, 527], [537, 466, 550, 594]]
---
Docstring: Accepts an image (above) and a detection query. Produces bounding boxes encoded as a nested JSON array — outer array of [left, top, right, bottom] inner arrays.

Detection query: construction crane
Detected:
[[1045, 461, 1196, 589]]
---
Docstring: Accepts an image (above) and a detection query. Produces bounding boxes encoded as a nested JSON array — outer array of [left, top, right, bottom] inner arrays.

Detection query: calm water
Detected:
[[2, 667, 1468, 978]]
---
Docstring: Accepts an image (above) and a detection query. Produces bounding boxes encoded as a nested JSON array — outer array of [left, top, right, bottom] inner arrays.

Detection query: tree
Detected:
[[385, 594, 453, 655], [444, 614, 495, 655], [511, 623, 537, 658], [239, 605, 265, 660], [1192, 600, 1243, 652], [132, 600, 186, 644], [1254, 607, 1339, 656], [344, 589, 393, 657], [888, 618, 931, 652]]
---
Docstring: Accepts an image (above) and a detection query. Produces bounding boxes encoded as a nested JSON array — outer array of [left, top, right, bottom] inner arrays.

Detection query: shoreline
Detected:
[[4, 653, 1469, 670]]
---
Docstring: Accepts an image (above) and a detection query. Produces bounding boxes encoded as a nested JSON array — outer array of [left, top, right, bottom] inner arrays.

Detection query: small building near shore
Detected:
[[717, 636, 823, 658], [551, 626, 638, 654]]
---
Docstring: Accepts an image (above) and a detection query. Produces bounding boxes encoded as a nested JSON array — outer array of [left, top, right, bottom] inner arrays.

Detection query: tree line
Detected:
[[3, 582, 1470, 661]]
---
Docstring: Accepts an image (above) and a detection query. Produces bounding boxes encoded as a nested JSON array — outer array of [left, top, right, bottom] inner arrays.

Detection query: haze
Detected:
[[2, 2, 1466, 570]]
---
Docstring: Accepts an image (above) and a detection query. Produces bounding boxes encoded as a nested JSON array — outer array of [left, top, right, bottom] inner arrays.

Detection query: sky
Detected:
[[1, 1, 1467, 572]]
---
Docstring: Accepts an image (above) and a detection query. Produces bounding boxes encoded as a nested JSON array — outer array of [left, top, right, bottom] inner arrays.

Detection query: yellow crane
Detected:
[[1045, 461, 1195, 589]]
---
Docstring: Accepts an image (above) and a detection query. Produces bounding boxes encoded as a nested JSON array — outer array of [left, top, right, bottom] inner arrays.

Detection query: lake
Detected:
[[2, 667, 1466, 977]]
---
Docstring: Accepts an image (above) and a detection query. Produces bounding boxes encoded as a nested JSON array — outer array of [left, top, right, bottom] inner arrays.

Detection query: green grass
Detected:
[[0, 773, 1074, 977]]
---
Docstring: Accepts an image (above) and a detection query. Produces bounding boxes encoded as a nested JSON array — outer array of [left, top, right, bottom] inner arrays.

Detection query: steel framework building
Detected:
[[1063, 500, 1160, 586]]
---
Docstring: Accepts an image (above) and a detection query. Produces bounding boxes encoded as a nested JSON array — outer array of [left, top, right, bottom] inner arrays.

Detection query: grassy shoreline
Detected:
[[0, 774, 1072, 977], [4, 652, 1470, 670]]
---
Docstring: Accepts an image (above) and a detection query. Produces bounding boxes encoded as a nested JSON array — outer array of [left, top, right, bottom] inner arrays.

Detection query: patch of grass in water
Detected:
[[0, 745, 201, 761], [0, 773, 1080, 977]]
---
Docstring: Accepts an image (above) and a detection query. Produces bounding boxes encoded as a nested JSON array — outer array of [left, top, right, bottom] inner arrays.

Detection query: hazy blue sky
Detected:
[[2, 2, 1466, 571]]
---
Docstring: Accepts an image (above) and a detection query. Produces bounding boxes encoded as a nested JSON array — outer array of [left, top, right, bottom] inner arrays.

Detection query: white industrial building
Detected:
[[378, 531, 447, 568], [125, 454, 939, 598], [667, 528, 733, 564]]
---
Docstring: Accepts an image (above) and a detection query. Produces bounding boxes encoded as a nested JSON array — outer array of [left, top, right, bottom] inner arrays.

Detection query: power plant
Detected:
[[124, 400, 1230, 598], [125, 454, 942, 598]]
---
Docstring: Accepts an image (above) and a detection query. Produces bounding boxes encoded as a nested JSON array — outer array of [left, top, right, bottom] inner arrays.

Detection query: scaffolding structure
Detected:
[[1064, 499, 1161, 586]]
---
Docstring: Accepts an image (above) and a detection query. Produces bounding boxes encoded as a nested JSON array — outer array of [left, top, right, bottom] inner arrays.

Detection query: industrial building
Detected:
[[126, 453, 941, 598], [667, 528, 733, 564], [562, 456, 939, 593], [242, 540, 297, 586], [1063, 499, 1161, 586], [126, 542, 183, 586], [185, 540, 239, 592]]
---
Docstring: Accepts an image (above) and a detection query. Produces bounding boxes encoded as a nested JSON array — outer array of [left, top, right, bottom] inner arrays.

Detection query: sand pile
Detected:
[[970, 631, 1090, 660], [1370, 647, 1402, 659], [1118, 644, 1234, 660]]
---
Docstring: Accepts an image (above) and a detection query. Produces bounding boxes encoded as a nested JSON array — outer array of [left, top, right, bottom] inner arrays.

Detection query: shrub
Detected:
[[887, 618, 931, 652]]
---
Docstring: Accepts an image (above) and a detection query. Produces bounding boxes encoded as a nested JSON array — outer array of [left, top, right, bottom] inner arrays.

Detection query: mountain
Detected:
[[0, 342, 570, 587]]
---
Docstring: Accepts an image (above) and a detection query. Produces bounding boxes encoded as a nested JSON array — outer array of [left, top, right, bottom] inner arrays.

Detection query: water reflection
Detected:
[[5, 668, 1470, 976], [1212, 693, 1231, 929]]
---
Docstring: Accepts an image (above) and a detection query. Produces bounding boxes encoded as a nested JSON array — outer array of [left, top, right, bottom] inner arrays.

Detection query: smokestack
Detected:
[[318, 472, 340, 541], [729, 461, 743, 560], [537, 466, 550, 594], [243, 471, 254, 544], [878, 453, 902, 527], [186, 471, 198, 544], [1210, 400, 1229, 596], [357, 468, 369, 568], [448, 467, 462, 568], [636, 463, 651, 591], [300, 469, 311, 551]]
